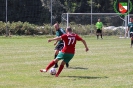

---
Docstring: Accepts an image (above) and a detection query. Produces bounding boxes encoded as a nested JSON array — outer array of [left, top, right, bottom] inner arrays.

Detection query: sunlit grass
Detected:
[[0, 36, 133, 88]]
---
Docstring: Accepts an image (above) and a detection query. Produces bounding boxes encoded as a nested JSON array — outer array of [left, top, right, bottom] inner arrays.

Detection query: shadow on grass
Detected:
[[42, 75, 108, 79], [68, 67, 88, 70], [63, 76, 108, 79]]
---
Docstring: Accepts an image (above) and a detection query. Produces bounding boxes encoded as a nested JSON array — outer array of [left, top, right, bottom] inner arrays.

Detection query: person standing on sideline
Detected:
[[40, 27, 89, 77], [95, 18, 103, 39], [127, 17, 133, 48], [53, 23, 69, 68]]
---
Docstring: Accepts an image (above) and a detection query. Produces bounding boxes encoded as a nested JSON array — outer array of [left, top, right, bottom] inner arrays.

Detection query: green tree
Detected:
[[0, 0, 50, 25]]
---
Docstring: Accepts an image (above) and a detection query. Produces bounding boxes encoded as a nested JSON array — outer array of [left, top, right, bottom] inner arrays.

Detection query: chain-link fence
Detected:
[[61, 13, 133, 37]]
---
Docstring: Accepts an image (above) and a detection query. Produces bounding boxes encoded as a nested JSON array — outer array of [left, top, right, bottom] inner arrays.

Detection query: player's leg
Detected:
[[130, 33, 132, 48], [100, 30, 103, 39], [45, 59, 59, 71], [131, 33, 133, 48], [53, 50, 59, 68], [56, 43, 70, 68], [40, 59, 59, 72], [54, 52, 65, 77], [96, 29, 99, 39], [131, 38, 133, 48], [55, 61, 65, 77], [55, 53, 74, 77]]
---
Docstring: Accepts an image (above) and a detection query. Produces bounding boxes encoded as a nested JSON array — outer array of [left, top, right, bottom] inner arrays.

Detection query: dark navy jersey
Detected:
[[56, 28, 66, 44], [128, 22, 133, 33]]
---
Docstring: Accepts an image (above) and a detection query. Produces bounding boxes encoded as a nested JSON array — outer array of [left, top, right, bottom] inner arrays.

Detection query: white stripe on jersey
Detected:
[[60, 28, 66, 34]]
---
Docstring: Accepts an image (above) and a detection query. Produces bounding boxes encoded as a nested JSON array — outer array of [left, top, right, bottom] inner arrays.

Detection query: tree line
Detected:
[[0, 0, 133, 25]]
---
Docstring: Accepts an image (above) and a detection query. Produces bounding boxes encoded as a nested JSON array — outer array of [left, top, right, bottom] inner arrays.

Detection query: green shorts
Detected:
[[56, 52, 74, 63]]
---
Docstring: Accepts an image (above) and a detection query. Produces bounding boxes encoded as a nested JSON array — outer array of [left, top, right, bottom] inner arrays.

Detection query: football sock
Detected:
[[55, 65, 64, 77], [45, 60, 55, 71]]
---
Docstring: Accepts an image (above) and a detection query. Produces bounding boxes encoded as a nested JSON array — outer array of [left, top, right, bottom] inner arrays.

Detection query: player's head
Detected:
[[66, 27, 72, 33], [130, 17, 133, 22], [98, 18, 101, 22], [54, 22, 59, 31]]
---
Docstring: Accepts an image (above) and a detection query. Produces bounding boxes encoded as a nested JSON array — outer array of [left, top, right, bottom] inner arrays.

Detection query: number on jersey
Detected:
[[68, 37, 75, 45]]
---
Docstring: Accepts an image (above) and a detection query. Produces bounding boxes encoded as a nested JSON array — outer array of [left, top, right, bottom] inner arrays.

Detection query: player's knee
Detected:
[[61, 61, 66, 65], [54, 59, 59, 63]]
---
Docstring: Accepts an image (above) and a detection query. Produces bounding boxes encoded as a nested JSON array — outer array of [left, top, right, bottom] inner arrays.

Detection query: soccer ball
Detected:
[[49, 68, 56, 75]]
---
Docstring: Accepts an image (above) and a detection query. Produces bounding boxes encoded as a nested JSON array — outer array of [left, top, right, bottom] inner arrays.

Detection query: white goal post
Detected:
[[61, 13, 133, 37]]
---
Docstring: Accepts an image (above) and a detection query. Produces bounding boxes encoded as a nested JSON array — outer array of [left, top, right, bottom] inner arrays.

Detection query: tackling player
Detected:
[[40, 27, 89, 77], [53, 23, 69, 68], [127, 17, 133, 48]]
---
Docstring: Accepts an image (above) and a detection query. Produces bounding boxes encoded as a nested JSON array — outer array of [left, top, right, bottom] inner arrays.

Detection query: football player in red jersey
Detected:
[[53, 23, 69, 68], [40, 27, 89, 77]]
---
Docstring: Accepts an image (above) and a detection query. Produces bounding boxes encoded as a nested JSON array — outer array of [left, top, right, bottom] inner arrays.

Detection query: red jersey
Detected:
[[61, 33, 83, 54]]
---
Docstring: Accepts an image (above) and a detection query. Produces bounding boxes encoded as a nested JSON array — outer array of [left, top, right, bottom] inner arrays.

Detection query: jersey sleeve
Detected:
[[76, 34, 83, 41], [60, 28, 66, 34], [61, 34, 66, 40]]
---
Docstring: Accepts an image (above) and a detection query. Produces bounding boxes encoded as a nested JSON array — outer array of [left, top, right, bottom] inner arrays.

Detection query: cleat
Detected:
[[40, 69, 46, 72], [55, 74, 59, 77]]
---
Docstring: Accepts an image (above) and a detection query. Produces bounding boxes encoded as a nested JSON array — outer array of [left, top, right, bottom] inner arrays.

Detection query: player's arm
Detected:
[[101, 22, 103, 29], [48, 37, 61, 43], [53, 36, 59, 45], [80, 39, 89, 52], [54, 40, 58, 45], [76, 34, 89, 52], [52, 35, 60, 45]]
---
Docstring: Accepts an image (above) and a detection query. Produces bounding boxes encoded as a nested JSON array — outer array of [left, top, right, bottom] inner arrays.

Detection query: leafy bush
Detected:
[[0, 21, 125, 36], [0, 21, 6, 35], [10, 21, 23, 35], [43, 24, 52, 34], [69, 24, 96, 35], [21, 22, 36, 35]]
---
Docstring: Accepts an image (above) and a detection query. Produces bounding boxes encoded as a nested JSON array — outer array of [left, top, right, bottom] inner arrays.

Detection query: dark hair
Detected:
[[54, 22, 59, 27], [67, 27, 72, 32]]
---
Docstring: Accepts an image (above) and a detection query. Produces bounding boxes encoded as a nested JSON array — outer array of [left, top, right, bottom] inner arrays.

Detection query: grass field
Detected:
[[0, 36, 133, 88]]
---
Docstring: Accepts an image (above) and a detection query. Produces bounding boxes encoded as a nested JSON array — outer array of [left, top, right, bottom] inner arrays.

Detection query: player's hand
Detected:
[[48, 39, 52, 42], [54, 42, 57, 45], [85, 47, 89, 52]]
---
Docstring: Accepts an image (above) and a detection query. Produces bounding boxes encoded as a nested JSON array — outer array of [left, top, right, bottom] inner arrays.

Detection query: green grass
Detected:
[[0, 36, 133, 88]]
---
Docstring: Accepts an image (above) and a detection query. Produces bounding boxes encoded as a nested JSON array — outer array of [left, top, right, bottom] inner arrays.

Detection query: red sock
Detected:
[[55, 65, 64, 77], [45, 60, 55, 71]]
